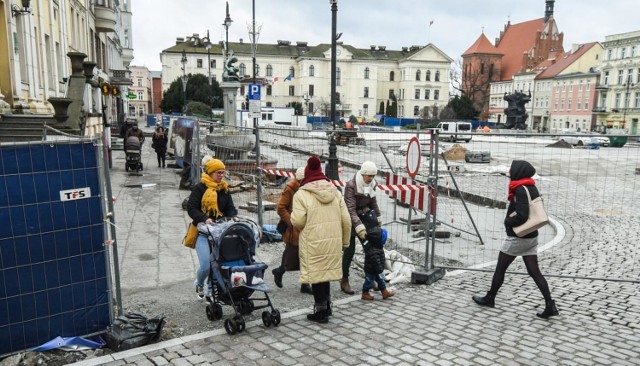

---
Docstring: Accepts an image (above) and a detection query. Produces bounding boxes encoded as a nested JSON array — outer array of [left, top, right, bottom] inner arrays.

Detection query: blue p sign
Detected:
[[248, 84, 261, 100]]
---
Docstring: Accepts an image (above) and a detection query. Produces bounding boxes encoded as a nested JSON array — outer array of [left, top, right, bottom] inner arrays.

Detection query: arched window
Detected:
[[435, 70, 440, 81], [309, 65, 315, 77], [364, 67, 370, 79], [336, 67, 341, 85], [425, 70, 431, 81], [390, 71, 395, 81], [416, 70, 421, 81], [266, 64, 273, 77], [239, 63, 246, 77], [289, 66, 295, 78]]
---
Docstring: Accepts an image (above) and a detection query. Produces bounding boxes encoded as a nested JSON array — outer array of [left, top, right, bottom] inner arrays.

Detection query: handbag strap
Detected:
[[522, 186, 532, 203]]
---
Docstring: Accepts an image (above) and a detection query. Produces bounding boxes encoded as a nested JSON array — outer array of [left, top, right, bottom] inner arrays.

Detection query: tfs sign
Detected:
[[60, 187, 92, 201]]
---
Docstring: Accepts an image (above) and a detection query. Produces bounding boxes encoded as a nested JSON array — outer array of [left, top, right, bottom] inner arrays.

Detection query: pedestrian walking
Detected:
[[124, 122, 144, 145], [358, 210, 394, 301], [291, 156, 351, 323], [187, 158, 237, 300], [151, 126, 168, 168], [341, 161, 382, 295], [272, 167, 313, 294], [471, 160, 559, 318]]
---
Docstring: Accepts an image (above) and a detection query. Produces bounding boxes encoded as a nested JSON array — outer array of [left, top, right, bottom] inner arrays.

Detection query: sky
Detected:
[[130, 0, 637, 72]]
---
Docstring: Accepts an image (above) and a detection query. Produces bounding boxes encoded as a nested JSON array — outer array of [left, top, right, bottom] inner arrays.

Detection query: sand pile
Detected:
[[441, 144, 468, 160]]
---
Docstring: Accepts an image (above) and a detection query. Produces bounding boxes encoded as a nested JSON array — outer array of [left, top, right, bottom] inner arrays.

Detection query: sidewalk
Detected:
[[73, 269, 639, 365]]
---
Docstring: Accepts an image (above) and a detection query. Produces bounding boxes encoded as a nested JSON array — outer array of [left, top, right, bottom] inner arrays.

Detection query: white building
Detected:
[[160, 35, 453, 120]]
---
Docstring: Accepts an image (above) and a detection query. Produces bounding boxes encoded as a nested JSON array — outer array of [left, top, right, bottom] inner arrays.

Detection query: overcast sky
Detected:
[[130, 0, 637, 71]]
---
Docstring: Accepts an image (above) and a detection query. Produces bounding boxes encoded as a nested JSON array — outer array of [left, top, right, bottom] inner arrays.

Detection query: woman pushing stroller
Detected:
[[187, 159, 237, 300]]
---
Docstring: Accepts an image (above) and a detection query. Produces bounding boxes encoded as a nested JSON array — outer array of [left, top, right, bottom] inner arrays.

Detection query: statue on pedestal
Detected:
[[223, 56, 240, 82], [503, 91, 531, 130]]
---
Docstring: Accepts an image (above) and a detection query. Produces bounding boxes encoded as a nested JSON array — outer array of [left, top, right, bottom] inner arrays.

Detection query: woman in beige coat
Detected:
[[291, 156, 351, 323]]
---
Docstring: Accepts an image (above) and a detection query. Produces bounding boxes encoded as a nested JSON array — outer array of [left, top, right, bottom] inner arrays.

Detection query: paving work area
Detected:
[[62, 132, 640, 365]]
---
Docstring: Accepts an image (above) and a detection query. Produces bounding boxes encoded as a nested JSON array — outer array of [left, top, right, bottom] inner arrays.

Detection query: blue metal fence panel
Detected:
[[0, 142, 110, 355]]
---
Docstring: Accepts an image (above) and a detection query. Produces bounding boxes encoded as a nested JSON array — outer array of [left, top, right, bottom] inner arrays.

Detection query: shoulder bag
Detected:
[[512, 186, 549, 237], [183, 223, 198, 248]]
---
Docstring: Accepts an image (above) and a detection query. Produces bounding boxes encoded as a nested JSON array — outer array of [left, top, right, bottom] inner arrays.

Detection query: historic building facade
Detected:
[[128, 65, 152, 122], [159, 35, 453, 120]]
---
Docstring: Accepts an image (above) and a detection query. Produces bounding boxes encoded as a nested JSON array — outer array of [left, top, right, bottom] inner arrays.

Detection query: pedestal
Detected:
[[221, 81, 240, 127]]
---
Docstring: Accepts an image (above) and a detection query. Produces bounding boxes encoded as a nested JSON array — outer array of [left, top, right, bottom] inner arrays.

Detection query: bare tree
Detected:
[[452, 57, 496, 120]]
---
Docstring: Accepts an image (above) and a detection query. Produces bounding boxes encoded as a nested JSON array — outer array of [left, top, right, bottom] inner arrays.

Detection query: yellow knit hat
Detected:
[[205, 159, 225, 174]]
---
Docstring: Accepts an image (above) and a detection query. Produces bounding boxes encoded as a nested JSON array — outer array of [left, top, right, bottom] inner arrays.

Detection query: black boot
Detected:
[[307, 306, 328, 324], [300, 284, 313, 294], [326, 301, 332, 317], [472, 291, 496, 308], [536, 300, 559, 319], [271, 266, 285, 288]]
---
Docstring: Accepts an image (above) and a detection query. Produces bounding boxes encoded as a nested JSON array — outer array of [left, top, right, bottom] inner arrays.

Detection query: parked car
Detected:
[[560, 133, 610, 147]]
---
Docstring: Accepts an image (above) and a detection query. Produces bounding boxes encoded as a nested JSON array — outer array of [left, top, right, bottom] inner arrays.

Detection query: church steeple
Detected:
[[545, 0, 555, 22]]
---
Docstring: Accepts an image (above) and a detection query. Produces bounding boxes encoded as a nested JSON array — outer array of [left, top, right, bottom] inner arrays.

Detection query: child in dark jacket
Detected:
[[358, 210, 395, 300]]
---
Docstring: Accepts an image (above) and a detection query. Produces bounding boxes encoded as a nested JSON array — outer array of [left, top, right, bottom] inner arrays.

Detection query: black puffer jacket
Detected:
[[187, 182, 237, 224], [363, 226, 385, 275], [504, 160, 540, 238]]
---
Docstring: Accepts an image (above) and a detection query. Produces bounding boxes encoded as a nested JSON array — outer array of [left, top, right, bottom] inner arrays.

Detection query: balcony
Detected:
[[595, 84, 609, 90], [94, 5, 117, 33], [592, 107, 608, 114], [122, 48, 134, 67], [109, 69, 133, 86]]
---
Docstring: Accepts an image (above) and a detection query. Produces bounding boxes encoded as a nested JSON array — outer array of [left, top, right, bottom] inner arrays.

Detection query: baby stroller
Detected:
[[199, 217, 280, 335], [124, 136, 143, 172]]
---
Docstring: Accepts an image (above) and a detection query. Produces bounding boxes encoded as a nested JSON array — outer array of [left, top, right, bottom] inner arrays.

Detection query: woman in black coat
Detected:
[[471, 160, 558, 319], [152, 126, 168, 168]]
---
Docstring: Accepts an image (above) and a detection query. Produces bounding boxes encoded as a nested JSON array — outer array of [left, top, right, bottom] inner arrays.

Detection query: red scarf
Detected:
[[508, 178, 536, 201]]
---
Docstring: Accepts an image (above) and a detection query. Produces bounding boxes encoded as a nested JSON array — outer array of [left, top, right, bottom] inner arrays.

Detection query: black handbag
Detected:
[[276, 219, 288, 234]]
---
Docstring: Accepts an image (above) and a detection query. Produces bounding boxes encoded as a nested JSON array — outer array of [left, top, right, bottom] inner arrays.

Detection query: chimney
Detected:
[[239, 38, 243, 44], [378, 45, 386, 51], [176, 37, 185, 44], [370, 45, 376, 51]]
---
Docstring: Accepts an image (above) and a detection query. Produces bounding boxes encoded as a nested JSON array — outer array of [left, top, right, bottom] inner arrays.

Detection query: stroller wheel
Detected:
[[235, 316, 246, 332], [271, 309, 281, 326], [238, 299, 255, 315], [261, 311, 272, 327], [224, 318, 237, 335], [206, 303, 223, 321]]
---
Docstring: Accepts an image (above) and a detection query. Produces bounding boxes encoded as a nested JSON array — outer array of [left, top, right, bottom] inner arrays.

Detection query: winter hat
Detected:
[[205, 158, 225, 175], [295, 166, 305, 181], [359, 161, 377, 176], [302, 156, 327, 185]]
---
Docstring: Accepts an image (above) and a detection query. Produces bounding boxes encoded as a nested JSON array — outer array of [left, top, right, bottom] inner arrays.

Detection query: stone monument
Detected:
[[503, 91, 531, 130]]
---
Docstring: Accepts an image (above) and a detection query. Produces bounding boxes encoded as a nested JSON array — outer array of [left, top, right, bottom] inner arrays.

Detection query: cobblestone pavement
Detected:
[[72, 268, 640, 365]]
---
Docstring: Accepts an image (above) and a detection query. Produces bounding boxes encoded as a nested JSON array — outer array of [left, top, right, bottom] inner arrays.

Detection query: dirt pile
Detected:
[[441, 144, 468, 160]]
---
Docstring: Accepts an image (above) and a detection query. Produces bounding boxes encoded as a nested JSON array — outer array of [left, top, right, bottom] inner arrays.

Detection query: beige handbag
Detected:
[[512, 186, 549, 237]]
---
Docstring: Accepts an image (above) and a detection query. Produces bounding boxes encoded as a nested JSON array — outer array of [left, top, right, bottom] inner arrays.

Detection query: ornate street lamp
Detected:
[[181, 49, 188, 114], [223, 1, 233, 64], [203, 31, 213, 120], [326, 0, 339, 181]]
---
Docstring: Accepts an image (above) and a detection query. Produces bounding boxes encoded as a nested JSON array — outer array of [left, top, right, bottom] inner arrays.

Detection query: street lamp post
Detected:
[[223, 2, 233, 65], [622, 75, 633, 129], [303, 94, 310, 115], [326, 0, 339, 181], [180, 49, 188, 114], [204, 30, 212, 120]]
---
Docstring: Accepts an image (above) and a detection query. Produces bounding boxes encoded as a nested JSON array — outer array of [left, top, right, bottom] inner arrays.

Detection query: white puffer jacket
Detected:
[[291, 180, 351, 284]]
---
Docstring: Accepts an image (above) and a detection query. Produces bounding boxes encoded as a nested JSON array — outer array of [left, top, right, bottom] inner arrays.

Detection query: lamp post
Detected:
[[326, 0, 339, 181], [303, 94, 311, 115], [180, 49, 188, 114], [204, 30, 213, 120], [223, 1, 233, 65], [622, 75, 633, 129]]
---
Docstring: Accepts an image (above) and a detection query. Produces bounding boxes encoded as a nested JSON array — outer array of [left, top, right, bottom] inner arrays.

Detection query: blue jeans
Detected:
[[363, 273, 386, 292], [195, 234, 211, 291]]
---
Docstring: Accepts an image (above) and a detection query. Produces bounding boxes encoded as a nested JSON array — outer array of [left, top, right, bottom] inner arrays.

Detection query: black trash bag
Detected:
[[104, 313, 166, 352]]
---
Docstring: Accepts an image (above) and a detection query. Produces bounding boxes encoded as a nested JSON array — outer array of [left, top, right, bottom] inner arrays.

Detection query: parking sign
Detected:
[[248, 84, 261, 100]]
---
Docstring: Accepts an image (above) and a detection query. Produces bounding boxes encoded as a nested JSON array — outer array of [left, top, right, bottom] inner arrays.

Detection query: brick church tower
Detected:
[[461, 0, 564, 120]]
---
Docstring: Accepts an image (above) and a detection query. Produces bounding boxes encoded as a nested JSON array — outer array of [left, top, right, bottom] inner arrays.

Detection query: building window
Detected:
[[424, 89, 430, 99], [289, 66, 295, 78], [255, 64, 260, 76], [197, 59, 203, 68], [389, 89, 394, 99], [308, 102, 314, 113], [618, 70, 624, 84], [211, 60, 216, 69], [603, 71, 609, 85], [336, 92, 341, 104], [632, 46, 636, 57], [621, 48, 626, 58], [138, 106, 145, 117], [266, 64, 273, 77], [607, 49, 612, 60], [389, 71, 394, 81], [414, 106, 419, 115], [309, 84, 314, 97], [434, 90, 439, 100], [137, 78, 142, 86], [577, 100, 581, 110], [289, 85, 294, 96], [266, 85, 272, 96], [415, 70, 421, 81], [635, 93, 640, 108], [614, 93, 621, 108], [435, 71, 440, 81], [364, 67, 370, 79], [425, 70, 431, 81], [363, 104, 368, 116], [137, 91, 143, 99], [239, 63, 246, 76], [628, 69, 634, 83], [336, 67, 341, 85], [364, 87, 369, 98], [414, 89, 420, 99], [309, 65, 314, 77], [584, 100, 589, 111], [266, 102, 272, 107]]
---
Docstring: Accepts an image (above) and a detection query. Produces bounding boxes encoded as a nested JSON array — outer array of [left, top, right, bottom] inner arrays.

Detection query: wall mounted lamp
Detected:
[[12, 0, 31, 17]]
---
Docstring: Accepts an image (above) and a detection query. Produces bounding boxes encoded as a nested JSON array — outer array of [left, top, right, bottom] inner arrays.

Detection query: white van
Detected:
[[436, 121, 473, 143]]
